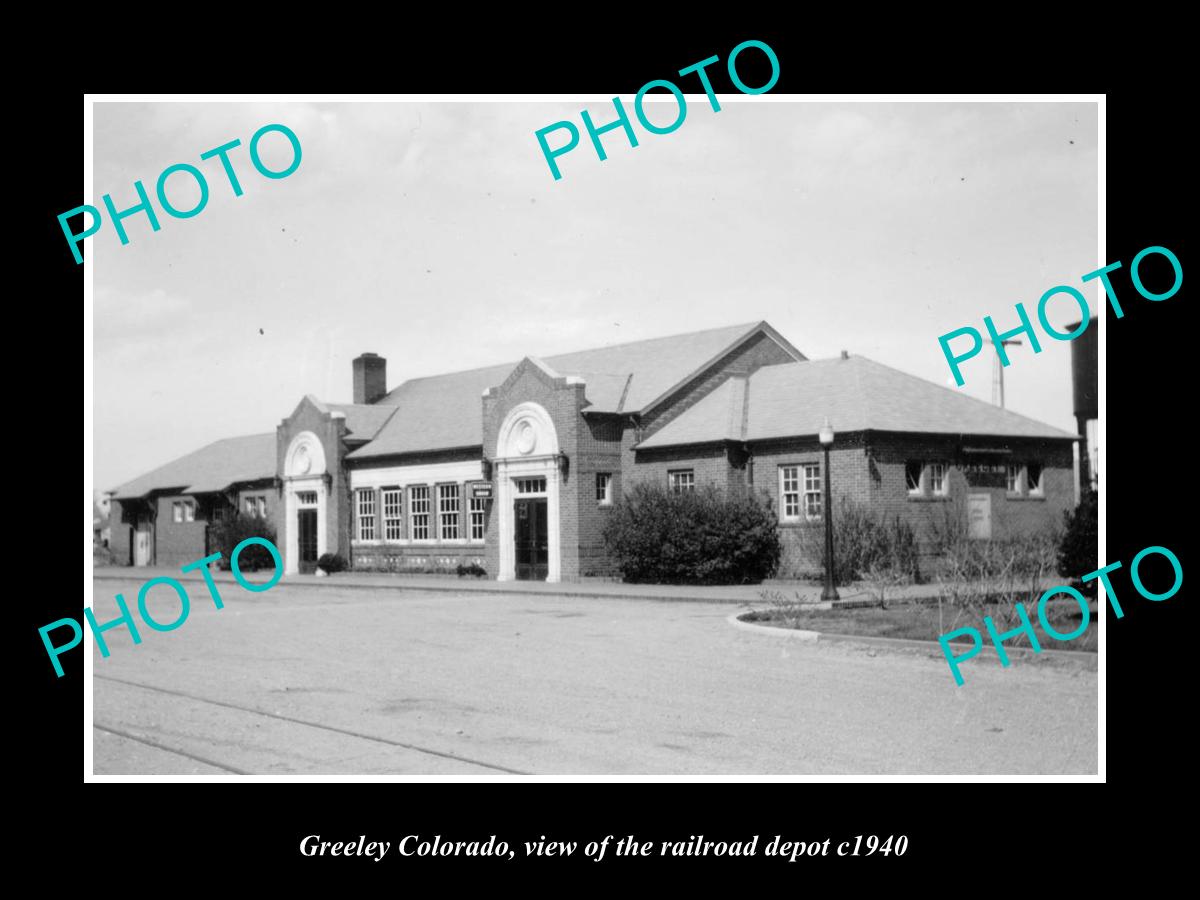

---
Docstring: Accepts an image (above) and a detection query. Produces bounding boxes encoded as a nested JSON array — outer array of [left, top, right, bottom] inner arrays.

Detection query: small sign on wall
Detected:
[[470, 482, 493, 500], [967, 493, 991, 540]]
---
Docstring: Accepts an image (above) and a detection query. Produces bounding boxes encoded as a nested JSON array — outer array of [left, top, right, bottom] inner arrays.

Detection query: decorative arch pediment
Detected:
[[496, 401, 559, 459], [285, 431, 327, 477]]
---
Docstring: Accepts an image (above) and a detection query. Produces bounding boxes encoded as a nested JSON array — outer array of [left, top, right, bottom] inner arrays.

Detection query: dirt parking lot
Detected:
[[90, 576, 1098, 775]]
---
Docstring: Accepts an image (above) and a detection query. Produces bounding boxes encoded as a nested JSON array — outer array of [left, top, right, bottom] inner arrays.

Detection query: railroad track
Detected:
[[94, 674, 531, 776]]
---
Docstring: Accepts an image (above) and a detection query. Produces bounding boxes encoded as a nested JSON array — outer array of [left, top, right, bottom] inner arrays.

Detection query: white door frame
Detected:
[[283, 431, 328, 574], [495, 402, 561, 583]]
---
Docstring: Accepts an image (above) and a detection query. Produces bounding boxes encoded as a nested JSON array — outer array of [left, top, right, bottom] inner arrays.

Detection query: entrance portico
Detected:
[[495, 402, 562, 582], [283, 430, 329, 574]]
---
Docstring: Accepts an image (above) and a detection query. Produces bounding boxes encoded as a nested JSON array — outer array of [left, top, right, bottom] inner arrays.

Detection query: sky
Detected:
[[92, 99, 1099, 492]]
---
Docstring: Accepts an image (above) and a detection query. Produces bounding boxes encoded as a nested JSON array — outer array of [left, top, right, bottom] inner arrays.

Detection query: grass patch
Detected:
[[743, 598, 1097, 653]]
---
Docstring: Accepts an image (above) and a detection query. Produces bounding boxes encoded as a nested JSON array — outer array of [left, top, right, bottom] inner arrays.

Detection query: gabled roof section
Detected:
[[350, 322, 799, 459], [112, 433, 277, 499], [637, 356, 1078, 449], [324, 403, 398, 442]]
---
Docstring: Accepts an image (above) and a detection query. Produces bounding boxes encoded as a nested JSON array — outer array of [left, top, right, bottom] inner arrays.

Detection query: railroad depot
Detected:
[[109, 321, 1079, 582]]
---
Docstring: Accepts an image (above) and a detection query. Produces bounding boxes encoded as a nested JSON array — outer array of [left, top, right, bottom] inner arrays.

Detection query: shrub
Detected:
[[317, 552, 348, 574], [602, 483, 781, 585], [456, 562, 486, 578], [210, 513, 279, 571], [1057, 489, 1098, 584], [796, 498, 921, 586]]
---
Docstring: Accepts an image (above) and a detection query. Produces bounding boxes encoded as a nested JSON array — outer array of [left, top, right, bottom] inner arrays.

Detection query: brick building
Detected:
[[109, 321, 1078, 581]]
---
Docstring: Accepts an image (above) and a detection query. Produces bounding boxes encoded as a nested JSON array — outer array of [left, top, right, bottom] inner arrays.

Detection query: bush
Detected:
[[456, 562, 486, 578], [1057, 489, 1098, 584], [602, 483, 781, 585], [317, 552, 348, 574], [797, 498, 921, 586], [210, 513, 279, 571]]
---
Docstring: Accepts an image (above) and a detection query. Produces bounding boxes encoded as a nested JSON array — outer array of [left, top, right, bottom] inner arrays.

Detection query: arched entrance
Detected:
[[495, 402, 561, 582], [283, 431, 328, 574]]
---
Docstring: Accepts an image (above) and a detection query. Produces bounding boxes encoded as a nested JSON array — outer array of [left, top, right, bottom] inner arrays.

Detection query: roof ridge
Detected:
[[382, 322, 763, 392]]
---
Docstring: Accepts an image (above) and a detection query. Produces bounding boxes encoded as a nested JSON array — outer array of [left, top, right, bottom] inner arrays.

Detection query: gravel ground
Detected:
[[89, 576, 1098, 775]]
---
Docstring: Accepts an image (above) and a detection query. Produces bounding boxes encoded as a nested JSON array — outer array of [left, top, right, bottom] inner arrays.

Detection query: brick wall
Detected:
[[743, 432, 1076, 578], [109, 499, 136, 566], [576, 414, 623, 576], [748, 437, 869, 578], [152, 494, 208, 567]]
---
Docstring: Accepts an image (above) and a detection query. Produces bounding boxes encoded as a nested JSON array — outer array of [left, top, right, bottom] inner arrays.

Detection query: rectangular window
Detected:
[[469, 496, 487, 541], [1027, 463, 1044, 496], [255, 497, 266, 517], [803, 463, 822, 519], [905, 461, 924, 495], [1007, 463, 1023, 494], [410, 486, 430, 541], [929, 463, 949, 496], [382, 488, 403, 541], [596, 472, 613, 505], [668, 469, 695, 493], [356, 489, 376, 541], [184, 500, 196, 522], [211, 505, 226, 523], [780, 465, 802, 521], [173, 501, 184, 523], [439, 484, 461, 540], [515, 477, 547, 494]]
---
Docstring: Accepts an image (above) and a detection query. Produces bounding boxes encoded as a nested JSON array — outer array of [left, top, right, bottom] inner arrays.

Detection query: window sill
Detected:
[[907, 495, 951, 502]]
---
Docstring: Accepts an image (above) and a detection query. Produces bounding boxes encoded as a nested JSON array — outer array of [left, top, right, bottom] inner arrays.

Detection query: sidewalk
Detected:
[[91, 565, 778, 605], [90, 565, 1063, 607]]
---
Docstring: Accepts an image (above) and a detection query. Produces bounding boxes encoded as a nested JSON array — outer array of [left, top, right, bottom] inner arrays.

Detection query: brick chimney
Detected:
[[353, 353, 387, 404]]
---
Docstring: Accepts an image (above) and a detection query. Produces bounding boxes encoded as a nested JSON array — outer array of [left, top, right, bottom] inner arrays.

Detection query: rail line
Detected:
[[93, 722, 251, 774], [95, 674, 531, 775]]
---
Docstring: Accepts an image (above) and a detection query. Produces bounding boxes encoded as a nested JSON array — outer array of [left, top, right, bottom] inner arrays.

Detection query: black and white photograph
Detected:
[[84, 95, 1103, 778]]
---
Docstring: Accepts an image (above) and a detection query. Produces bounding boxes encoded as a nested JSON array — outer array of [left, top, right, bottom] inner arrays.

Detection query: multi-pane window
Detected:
[[211, 505, 226, 523], [905, 461, 924, 495], [780, 466, 802, 521], [410, 486, 430, 541], [1027, 463, 1044, 496], [439, 484, 461, 540], [1006, 463, 1023, 494], [929, 463, 948, 496], [668, 469, 695, 493], [382, 488, 403, 540], [356, 489, 376, 541], [469, 496, 487, 541], [596, 473, 613, 505], [907, 462, 949, 497], [515, 477, 547, 494], [243, 496, 266, 517], [802, 463, 822, 519], [173, 500, 195, 523]]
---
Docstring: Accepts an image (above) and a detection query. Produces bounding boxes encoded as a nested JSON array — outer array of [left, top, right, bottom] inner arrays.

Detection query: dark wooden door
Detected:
[[298, 509, 318, 573], [514, 498, 548, 581]]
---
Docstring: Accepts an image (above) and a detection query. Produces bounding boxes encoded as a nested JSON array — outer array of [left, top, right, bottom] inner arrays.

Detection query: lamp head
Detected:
[[819, 418, 834, 446]]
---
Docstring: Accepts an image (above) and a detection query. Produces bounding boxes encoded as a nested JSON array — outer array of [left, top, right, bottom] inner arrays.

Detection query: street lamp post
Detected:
[[819, 418, 839, 602]]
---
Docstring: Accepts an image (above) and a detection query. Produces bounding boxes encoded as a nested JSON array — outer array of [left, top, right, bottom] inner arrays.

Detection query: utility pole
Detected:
[[991, 338, 1023, 408]]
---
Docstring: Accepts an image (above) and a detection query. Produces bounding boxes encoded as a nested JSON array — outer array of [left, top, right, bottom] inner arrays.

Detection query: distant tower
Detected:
[[1068, 320, 1098, 493], [991, 338, 1023, 408]]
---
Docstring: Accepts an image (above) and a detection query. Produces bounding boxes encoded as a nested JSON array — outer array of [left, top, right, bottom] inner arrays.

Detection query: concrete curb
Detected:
[[90, 569, 754, 606], [729, 611, 1098, 669]]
